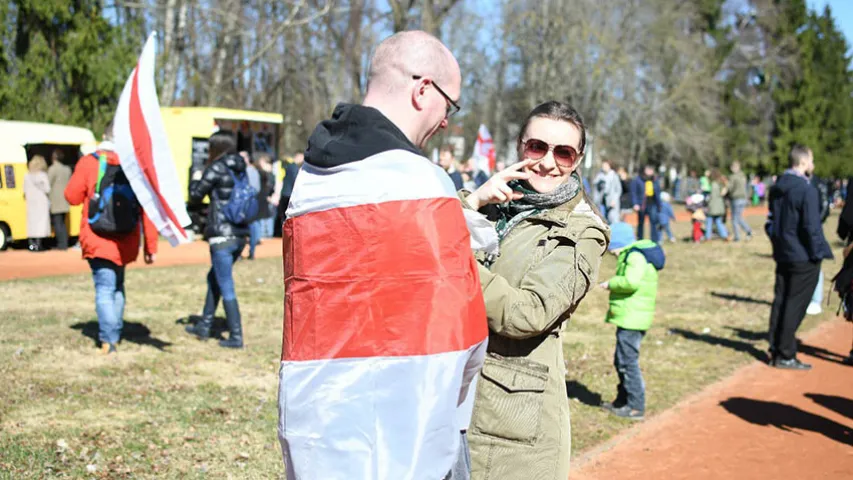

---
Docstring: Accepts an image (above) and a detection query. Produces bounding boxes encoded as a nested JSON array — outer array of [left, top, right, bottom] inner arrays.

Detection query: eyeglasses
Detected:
[[521, 138, 580, 168], [413, 75, 461, 119]]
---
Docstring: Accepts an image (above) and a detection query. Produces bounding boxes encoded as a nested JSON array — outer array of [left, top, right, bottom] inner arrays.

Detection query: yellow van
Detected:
[[0, 120, 97, 250], [159, 107, 283, 231]]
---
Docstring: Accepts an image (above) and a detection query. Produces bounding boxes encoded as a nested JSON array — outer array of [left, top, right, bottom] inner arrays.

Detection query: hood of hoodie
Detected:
[[770, 171, 809, 197], [220, 153, 247, 174], [304, 103, 422, 168]]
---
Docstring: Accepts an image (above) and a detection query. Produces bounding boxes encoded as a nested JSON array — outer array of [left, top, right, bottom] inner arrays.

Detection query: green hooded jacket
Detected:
[[605, 240, 659, 331]]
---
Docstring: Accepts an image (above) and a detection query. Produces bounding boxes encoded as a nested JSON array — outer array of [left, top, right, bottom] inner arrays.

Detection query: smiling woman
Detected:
[[462, 102, 611, 480]]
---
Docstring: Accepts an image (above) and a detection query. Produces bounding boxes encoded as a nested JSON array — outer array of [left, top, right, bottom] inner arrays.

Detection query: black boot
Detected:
[[185, 314, 213, 339], [220, 300, 243, 349]]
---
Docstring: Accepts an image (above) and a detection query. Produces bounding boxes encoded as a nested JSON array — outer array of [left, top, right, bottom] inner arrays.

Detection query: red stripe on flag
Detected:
[[282, 197, 487, 361], [128, 65, 187, 237]]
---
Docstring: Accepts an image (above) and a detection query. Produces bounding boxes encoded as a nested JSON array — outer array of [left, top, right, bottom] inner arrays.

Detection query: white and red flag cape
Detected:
[[113, 32, 191, 245], [474, 124, 496, 174], [278, 104, 494, 479]]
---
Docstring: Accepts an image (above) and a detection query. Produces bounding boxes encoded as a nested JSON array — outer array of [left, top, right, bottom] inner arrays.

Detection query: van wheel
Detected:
[[0, 223, 10, 251]]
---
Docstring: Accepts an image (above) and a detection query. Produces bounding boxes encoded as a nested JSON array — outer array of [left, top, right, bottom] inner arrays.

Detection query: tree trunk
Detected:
[[160, 0, 187, 106], [211, 0, 239, 105]]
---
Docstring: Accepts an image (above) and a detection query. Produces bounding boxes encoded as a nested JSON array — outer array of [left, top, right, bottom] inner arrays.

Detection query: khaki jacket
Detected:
[[466, 193, 609, 480], [47, 162, 72, 214]]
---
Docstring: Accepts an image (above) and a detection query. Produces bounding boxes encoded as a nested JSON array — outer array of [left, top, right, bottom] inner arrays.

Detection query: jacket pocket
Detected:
[[472, 354, 549, 445]]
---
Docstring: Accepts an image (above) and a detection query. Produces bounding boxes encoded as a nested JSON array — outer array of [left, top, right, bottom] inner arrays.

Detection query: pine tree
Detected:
[[811, 5, 853, 177], [770, 1, 853, 176], [0, 1, 141, 133]]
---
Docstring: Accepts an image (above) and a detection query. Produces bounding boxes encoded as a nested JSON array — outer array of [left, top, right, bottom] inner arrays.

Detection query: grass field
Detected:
[[0, 214, 845, 479]]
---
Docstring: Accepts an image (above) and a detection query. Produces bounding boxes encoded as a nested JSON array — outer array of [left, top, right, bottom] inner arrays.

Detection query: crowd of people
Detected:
[[33, 28, 850, 480], [22, 149, 73, 252]]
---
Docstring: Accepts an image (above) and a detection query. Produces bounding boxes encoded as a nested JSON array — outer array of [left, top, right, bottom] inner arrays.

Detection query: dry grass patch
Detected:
[[0, 213, 845, 477]]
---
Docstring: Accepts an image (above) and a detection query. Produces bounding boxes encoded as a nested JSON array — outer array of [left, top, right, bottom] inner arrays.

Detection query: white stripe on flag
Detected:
[[287, 149, 498, 253], [278, 341, 486, 480]]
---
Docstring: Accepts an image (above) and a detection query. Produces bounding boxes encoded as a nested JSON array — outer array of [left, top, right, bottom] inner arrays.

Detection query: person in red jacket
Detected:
[[64, 122, 158, 354]]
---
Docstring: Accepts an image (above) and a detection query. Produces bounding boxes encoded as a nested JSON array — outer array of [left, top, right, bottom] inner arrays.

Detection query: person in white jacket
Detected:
[[592, 160, 623, 224]]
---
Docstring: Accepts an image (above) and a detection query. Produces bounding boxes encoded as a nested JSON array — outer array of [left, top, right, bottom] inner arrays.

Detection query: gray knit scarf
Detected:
[[494, 172, 583, 242]]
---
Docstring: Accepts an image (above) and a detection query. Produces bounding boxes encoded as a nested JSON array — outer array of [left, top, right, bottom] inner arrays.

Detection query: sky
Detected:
[[807, 0, 853, 60]]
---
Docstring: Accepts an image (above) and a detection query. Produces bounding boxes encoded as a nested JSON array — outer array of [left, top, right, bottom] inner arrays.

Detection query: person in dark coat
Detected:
[[185, 130, 251, 349], [438, 144, 464, 190], [255, 153, 276, 238], [630, 165, 662, 243], [837, 177, 853, 365], [274, 152, 303, 237], [766, 145, 834, 369]]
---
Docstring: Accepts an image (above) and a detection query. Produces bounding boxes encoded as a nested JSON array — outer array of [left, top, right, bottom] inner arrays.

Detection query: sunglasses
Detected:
[[413, 75, 461, 119], [521, 138, 580, 168]]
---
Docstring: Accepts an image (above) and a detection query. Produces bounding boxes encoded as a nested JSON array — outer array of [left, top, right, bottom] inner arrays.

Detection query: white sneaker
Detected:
[[806, 303, 822, 316]]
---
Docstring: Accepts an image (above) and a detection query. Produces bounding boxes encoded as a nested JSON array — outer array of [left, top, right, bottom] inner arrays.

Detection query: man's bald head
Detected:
[[366, 30, 459, 97]]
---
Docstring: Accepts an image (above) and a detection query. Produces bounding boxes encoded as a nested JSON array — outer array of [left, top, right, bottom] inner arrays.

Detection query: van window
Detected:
[[4, 166, 15, 188], [0, 166, 3, 188]]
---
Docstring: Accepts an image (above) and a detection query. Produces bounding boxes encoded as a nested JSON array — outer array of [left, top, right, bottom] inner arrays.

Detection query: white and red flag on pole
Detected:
[[473, 124, 496, 174], [113, 32, 191, 246]]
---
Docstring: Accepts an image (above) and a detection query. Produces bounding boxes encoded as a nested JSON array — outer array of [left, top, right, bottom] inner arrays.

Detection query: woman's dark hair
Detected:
[[208, 130, 237, 165], [516, 101, 587, 153], [709, 168, 720, 182]]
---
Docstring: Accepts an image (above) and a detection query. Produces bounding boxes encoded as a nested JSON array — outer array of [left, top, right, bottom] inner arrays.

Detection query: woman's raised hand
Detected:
[[465, 159, 537, 210]]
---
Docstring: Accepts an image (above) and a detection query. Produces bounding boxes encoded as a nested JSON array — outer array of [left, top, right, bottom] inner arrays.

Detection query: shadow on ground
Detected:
[[71, 321, 173, 351], [710, 292, 772, 306], [175, 315, 228, 340], [669, 328, 769, 363], [805, 393, 853, 421], [725, 326, 766, 341], [724, 327, 849, 366], [798, 343, 851, 366], [566, 380, 603, 407], [720, 397, 852, 446]]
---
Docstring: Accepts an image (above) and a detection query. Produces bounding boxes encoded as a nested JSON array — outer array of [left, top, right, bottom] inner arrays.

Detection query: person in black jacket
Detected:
[[185, 130, 250, 349], [837, 178, 853, 365], [256, 154, 276, 238], [766, 144, 834, 369], [438, 144, 464, 190], [274, 152, 304, 237]]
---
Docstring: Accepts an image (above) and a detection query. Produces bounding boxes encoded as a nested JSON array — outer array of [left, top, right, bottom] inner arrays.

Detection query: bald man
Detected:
[[277, 31, 487, 480]]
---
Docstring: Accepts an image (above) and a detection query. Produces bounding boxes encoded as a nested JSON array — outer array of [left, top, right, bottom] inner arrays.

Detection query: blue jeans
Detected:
[[445, 431, 471, 480], [88, 259, 126, 345], [705, 215, 728, 240], [637, 205, 661, 243], [249, 221, 262, 257], [260, 215, 274, 238], [203, 239, 245, 317], [731, 199, 752, 240], [614, 327, 646, 412], [811, 270, 824, 306], [659, 222, 675, 241]]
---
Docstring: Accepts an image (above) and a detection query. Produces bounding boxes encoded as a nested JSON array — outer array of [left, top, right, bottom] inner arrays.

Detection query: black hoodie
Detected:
[[304, 104, 423, 168], [767, 172, 833, 263]]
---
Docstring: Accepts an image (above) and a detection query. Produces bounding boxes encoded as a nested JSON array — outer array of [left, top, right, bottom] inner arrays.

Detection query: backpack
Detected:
[[219, 168, 259, 225], [627, 243, 666, 271], [87, 152, 140, 236], [832, 241, 853, 321]]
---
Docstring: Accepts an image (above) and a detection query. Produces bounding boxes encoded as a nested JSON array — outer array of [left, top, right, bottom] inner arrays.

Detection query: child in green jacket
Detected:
[[599, 221, 662, 420]]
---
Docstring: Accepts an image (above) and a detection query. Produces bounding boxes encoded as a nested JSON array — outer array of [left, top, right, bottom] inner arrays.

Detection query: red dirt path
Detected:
[[0, 205, 768, 282], [571, 318, 853, 480], [0, 237, 284, 281]]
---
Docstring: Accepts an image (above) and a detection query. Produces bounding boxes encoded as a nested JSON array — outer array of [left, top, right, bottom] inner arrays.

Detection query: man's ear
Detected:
[[411, 77, 429, 112]]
